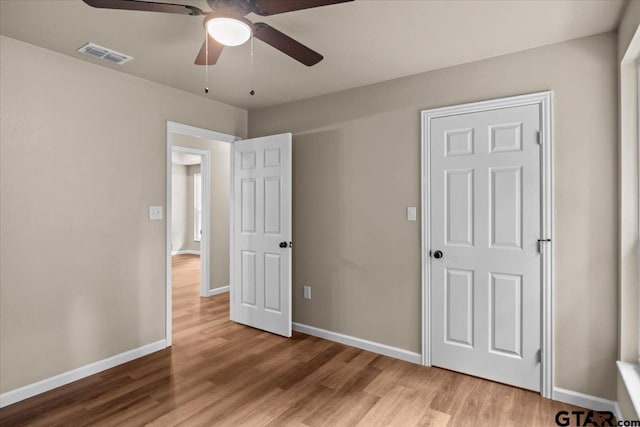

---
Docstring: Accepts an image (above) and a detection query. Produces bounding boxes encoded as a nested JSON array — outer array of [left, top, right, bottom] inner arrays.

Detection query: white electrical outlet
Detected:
[[303, 286, 311, 299], [149, 206, 163, 220], [407, 207, 417, 221]]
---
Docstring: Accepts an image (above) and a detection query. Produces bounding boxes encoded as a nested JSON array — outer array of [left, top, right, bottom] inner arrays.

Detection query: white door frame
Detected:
[[166, 121, 240, 347], [421, 91, 553, 398], [172, 145, 211, 297]]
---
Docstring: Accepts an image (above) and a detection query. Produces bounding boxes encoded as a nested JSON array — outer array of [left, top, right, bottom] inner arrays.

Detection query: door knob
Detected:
[[279, 241, 287, 248], [433, 250, 443, 259]]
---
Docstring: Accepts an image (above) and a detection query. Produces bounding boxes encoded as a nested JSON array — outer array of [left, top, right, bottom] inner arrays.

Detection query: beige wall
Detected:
[[617, 0, 640, 421], [171, 163, 201, 253], [250, 32, 619, 399], [171, 164, 188, 252], [0, 36, 247, 393], [211, 143, 231, 290], [173, 134, 231, 291]]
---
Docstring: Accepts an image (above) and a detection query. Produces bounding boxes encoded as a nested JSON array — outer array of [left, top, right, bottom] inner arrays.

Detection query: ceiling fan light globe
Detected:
[[206, 17, 251, 47]]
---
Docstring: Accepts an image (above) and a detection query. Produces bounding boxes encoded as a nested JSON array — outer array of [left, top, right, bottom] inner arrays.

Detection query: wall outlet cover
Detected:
[[407, 207, 417, 221], [149, 206, 163, 220]]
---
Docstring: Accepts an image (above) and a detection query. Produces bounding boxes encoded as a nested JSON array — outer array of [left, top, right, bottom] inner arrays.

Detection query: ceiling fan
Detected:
[[82, 0, 353, 66]]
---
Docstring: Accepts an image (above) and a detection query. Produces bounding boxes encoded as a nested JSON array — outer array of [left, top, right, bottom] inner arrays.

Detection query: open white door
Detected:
[[231, 133, 292, 337]]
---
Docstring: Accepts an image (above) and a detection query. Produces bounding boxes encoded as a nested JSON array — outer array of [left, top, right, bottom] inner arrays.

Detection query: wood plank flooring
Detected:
[[0, 254, 598, 426]]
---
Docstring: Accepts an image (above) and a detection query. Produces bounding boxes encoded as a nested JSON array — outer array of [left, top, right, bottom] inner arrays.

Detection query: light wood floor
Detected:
[[0, 254, 596, 426]]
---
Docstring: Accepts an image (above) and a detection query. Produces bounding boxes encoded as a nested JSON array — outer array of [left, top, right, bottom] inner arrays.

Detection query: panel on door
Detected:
[[430, 104, 541, 391], [231, 133, 292, 337]]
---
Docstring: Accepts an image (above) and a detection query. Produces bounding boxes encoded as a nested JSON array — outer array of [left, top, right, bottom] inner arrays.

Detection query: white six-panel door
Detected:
[[429, 104, 542, 391], [231, 133, 292, 337]]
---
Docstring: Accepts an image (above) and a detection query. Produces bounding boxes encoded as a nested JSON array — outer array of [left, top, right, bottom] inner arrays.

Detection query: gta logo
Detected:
[[555, 410, 640, 426]]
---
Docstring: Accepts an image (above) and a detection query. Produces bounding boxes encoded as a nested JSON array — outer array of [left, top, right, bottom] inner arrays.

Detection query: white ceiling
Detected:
[[172, 151, 201, 165], [0, 0, 626, 110]]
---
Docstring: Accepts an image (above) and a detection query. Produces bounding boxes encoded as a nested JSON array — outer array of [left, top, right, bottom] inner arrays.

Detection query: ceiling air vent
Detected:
[[77, 42, 133, 65]]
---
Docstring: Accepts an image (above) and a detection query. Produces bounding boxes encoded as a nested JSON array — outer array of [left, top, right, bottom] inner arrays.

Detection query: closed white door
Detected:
[[231, 133, 292, 337], [429, 104, 541, 391]]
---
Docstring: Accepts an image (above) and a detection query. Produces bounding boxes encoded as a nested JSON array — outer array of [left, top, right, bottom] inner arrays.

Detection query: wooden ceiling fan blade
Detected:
[[252, 0, 353, 16], [82, 0, 204, 16], [253, 23, 323, 66], [194, 35, 224, 65]]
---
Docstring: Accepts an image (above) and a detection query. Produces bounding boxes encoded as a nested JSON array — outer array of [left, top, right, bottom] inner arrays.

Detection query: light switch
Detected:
[[149, 206, 163, 220], [407, 207, 417, 221], [303, 286, 311, 300]]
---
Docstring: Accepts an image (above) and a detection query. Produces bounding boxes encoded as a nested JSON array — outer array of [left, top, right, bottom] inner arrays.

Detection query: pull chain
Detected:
[[249, 34, 255, 96], [204, 28, 209, 94]]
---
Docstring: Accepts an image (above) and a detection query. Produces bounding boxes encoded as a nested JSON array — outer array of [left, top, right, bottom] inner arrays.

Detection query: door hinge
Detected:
[[537, 238, 551, 253], [536, 131, 541, 145], [536, 348, 542, 364]]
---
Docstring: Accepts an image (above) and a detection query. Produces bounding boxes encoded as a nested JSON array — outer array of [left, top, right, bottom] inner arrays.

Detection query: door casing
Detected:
[[420, 92, 553, 398]]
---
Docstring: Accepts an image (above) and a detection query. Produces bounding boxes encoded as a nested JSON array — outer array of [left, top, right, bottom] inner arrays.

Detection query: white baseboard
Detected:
[[552, 387, 617, 413], [172, 250, 201, 256], [205, 286, 229, 297], [0, 339, 167, 408], [292, 322, 421, 365]]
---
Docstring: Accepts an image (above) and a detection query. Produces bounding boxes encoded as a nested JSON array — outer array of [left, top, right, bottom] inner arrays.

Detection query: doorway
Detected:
[[421, 92, 553, 397], [165, 122, 239, 346], [166, 123, 294, 346]]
